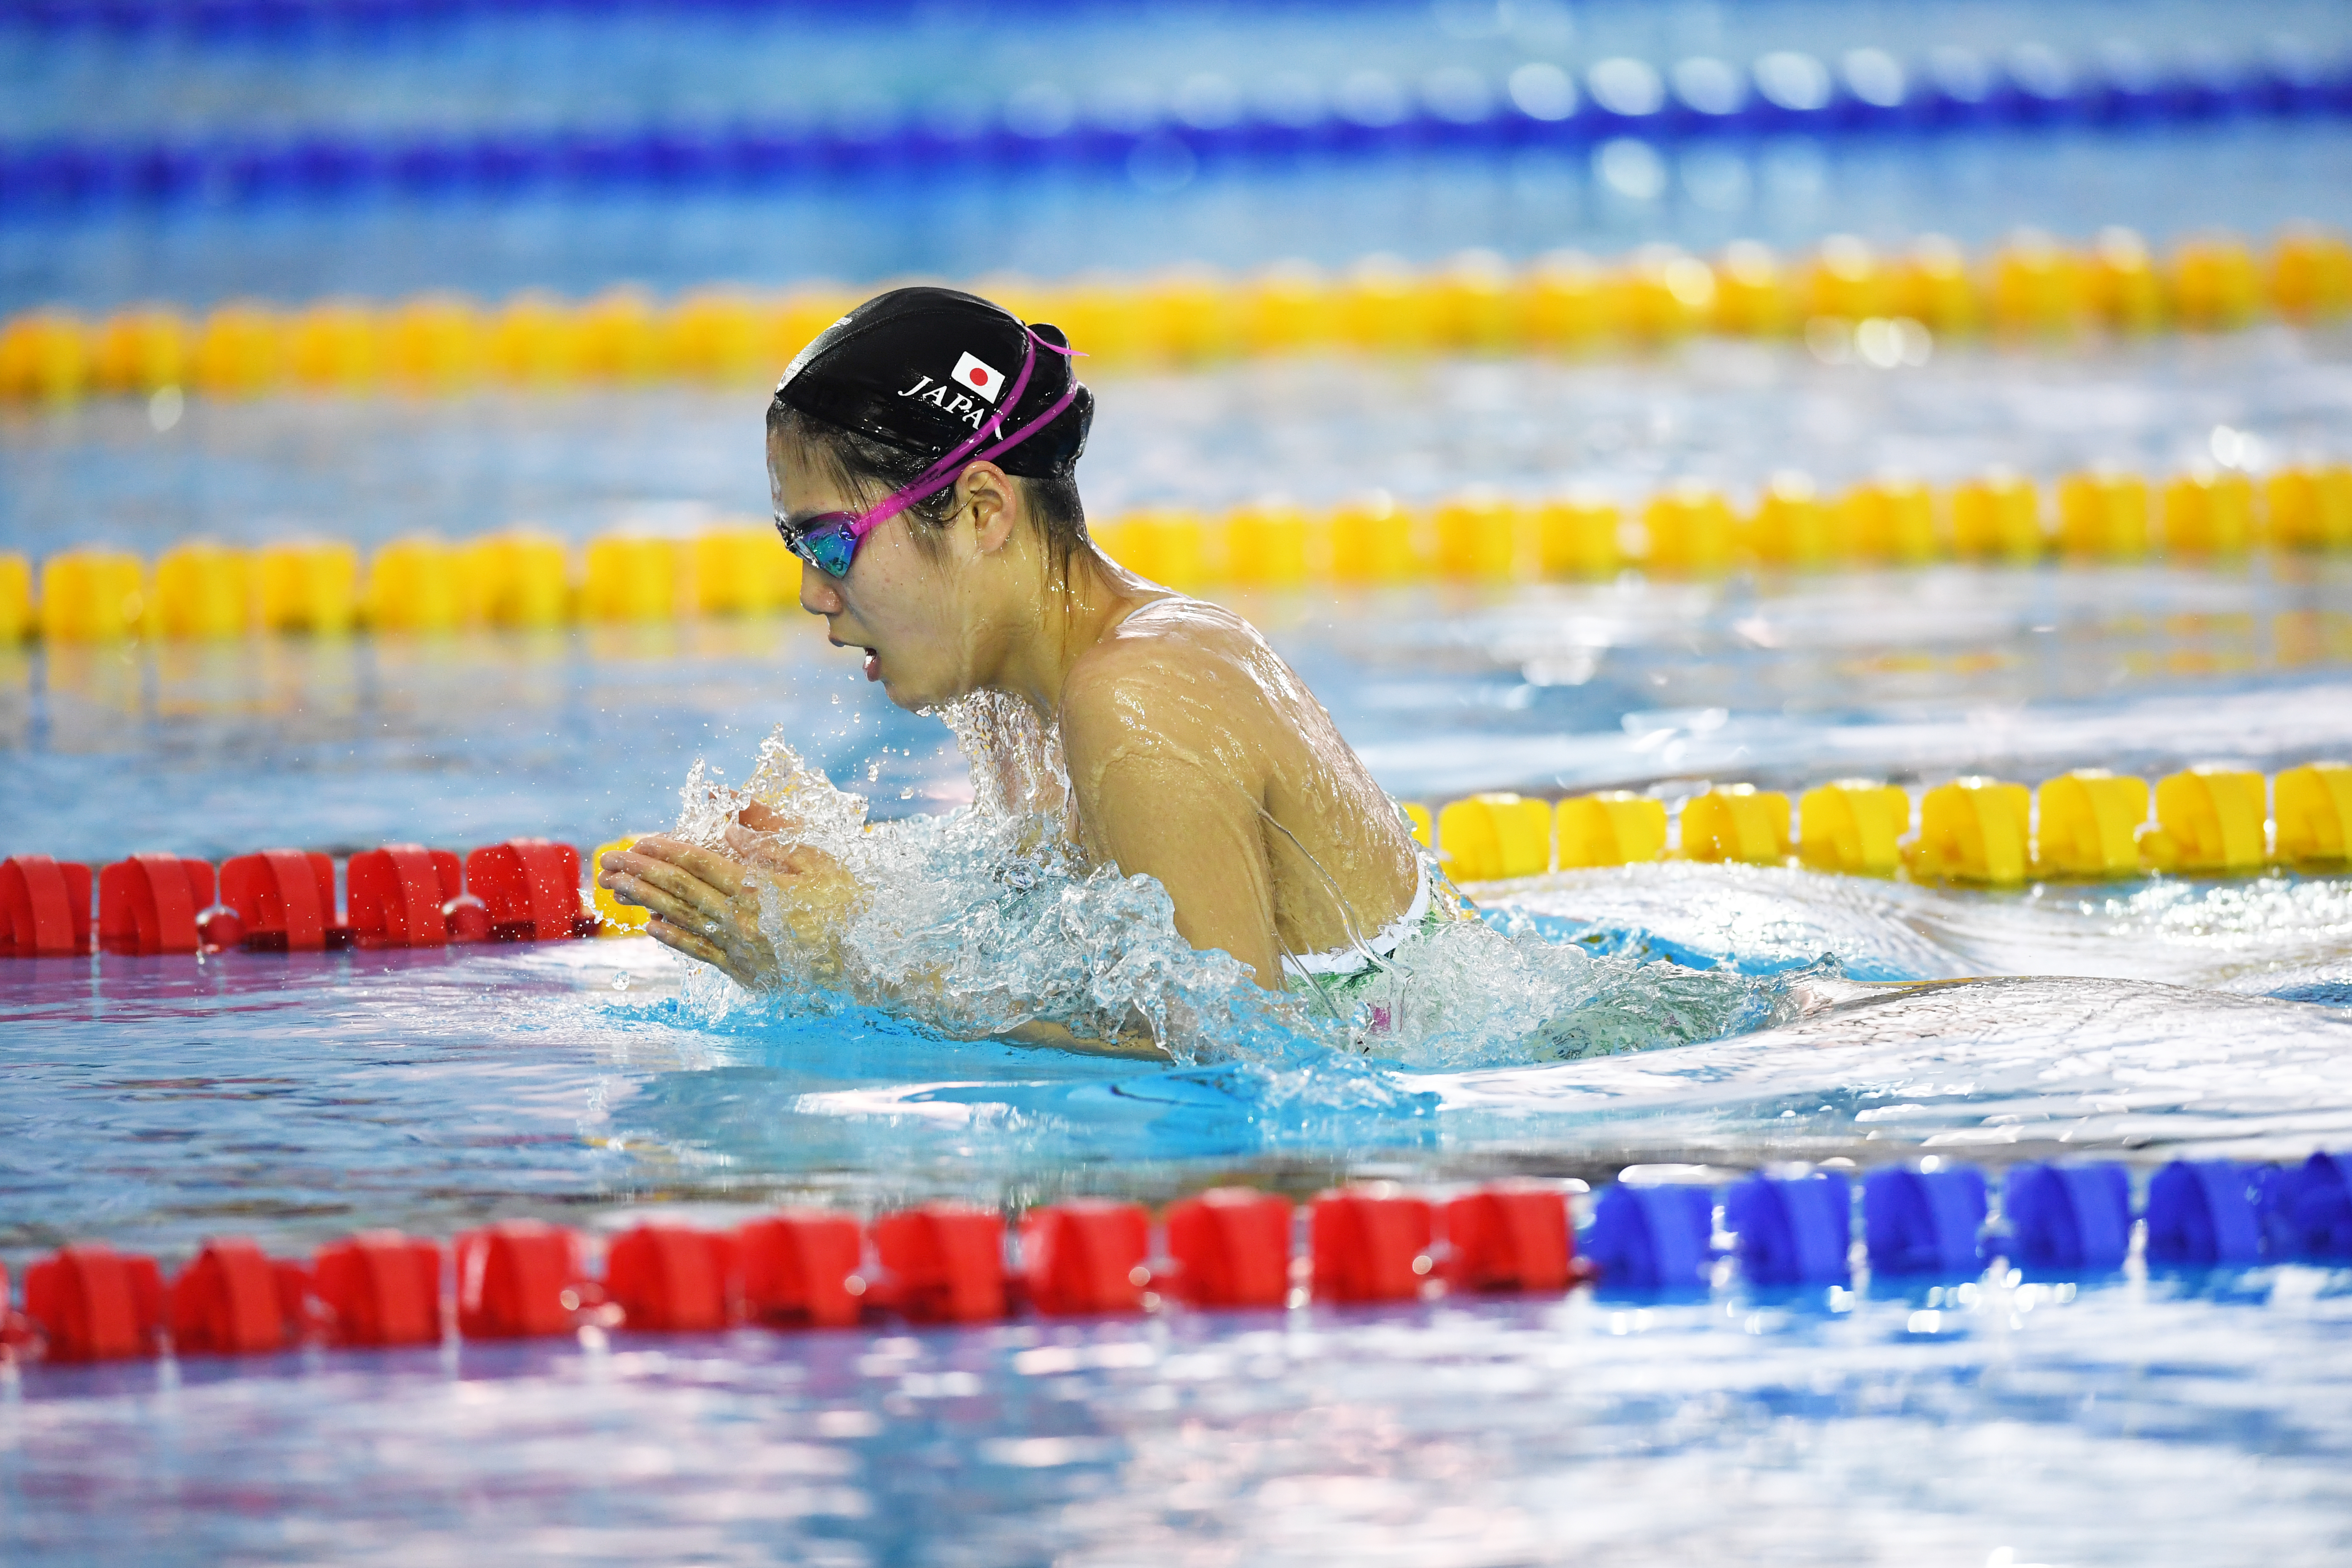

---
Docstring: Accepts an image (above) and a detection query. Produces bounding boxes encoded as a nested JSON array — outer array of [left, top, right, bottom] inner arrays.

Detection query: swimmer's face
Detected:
[[769, 430, 993, 711]]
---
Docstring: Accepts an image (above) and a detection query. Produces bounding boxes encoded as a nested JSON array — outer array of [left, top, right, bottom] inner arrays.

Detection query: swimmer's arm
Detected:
[[994, 1016, 1171, 1061], [1062, 679, 1285, 991]]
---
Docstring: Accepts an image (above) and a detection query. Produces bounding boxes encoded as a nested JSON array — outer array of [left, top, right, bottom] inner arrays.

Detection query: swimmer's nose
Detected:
[[797, 560, 844, 617]]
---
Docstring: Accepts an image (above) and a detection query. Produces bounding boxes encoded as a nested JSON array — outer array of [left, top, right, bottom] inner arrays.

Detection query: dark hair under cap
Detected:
[[771, 286, 1092, 479]]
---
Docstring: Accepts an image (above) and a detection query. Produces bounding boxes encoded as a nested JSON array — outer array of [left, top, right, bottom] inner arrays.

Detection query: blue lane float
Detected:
[[1584, 1182, 1715, 1292], [1591, 1153, 2352, 1296], [5, 41, 2349, 215], [1862, 1166, 1989, 1278], [2004, 1162, 2134, 1274], [1726, 1170, 1853, 1285], [2145, 1160, 2265, 1268], [2258, 1152, 2352, 1262]]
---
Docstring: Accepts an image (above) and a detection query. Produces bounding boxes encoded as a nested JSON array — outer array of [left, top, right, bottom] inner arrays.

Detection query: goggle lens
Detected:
[[777, 512, 860, 578]]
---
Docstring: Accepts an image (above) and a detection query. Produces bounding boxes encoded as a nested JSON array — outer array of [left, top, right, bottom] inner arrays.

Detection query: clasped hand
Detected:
[[595, 803, 860, 988]]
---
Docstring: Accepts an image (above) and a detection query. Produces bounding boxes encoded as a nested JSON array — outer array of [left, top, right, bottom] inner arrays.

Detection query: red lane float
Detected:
[[1443, 1183, 1581, 1293], [219, 849, 346, 951], [346, 845, 463, 948], [465, 839, 590, 942], [0, 854, 93, 956], [456, 1220, 588, 1339], [1163, 1188, 1293, 1308], [1311, 1185, 1437, 1304], [169, 1238, 304, 1356], [1023, 1200, 1152, 1316], [0, 1184, 1590, 1366], [5, 838, 590, 958], [313, 1231, 444, 1347], [97, 854, 214, 955], [605, 1223, 736, 1333], [737, 1211, 865, 1329], [871, 1204, 1008, 1323], [23, 1244, 166, 1361]]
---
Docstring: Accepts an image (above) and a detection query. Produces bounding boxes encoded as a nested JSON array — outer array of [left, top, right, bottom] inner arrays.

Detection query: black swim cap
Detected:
[[772, 286, 1093, 479]]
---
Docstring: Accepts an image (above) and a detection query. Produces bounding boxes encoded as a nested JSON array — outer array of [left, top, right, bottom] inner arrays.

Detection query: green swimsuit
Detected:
[[1280, 854, 1464, 1027]]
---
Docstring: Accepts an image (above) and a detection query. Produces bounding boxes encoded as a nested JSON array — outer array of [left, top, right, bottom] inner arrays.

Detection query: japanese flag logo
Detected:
[[951, 351, 1006, 403]]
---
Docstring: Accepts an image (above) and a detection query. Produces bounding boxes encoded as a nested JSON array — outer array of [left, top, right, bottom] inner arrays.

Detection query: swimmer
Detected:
[[598, 286, 1458, 1044]]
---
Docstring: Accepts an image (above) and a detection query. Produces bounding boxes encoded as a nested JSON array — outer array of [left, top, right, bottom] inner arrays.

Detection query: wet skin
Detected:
[[598, 434, 1422, 997]]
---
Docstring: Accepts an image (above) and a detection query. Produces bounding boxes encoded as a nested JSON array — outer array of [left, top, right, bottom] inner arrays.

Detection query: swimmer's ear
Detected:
[[960, 461, 1021, 556]]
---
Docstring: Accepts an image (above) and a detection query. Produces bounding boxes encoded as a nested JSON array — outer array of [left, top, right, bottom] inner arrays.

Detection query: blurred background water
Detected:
[[6, 2, 2352, 1563], [9, 328, 2352, 549], [7, 0, 2352, 306]]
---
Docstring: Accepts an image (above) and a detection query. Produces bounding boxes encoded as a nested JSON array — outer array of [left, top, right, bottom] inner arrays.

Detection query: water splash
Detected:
[[1368, 912, 1825, 1070], [668, 713, 1803, 1068], [674, 727, 870, 849]]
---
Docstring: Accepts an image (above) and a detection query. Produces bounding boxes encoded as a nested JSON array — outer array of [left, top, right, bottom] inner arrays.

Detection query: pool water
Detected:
[[11, 323, 2352, 553], [8, 960, 2352, 1565], [6, 553, 2351, 890], [11, 0, 2352, 1558], [14, 120, 2352, 313], [7, 339, 2352, 1567], [10, 0, 2352, 310], [10, 1275, 2352, 1567], [6, 550, 2352, 1560]]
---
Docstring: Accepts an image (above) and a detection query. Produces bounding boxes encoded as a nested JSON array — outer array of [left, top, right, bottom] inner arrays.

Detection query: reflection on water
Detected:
[[1500, 859, 2352, 988], [5, 1260, 2351, 1567]]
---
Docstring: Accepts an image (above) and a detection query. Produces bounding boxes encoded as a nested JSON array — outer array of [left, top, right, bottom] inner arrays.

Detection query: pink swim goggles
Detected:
[[774, 327, 1081, 579]]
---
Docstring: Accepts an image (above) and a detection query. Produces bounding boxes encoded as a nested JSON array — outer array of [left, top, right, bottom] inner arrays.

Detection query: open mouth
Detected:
[[829, 634, 882, 681]]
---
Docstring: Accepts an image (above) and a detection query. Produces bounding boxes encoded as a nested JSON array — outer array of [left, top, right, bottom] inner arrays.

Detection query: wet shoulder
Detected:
[[1060, 596, 1297, 754]]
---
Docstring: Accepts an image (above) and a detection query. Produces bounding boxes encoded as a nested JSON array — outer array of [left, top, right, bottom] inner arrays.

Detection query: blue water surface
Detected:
[[7, 1, 2352, 1557], [8, 1274, 2352, 1566]]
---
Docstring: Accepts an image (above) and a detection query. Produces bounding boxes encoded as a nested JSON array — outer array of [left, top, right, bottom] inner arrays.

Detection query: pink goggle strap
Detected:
[[848, 327, 1083, 540]]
